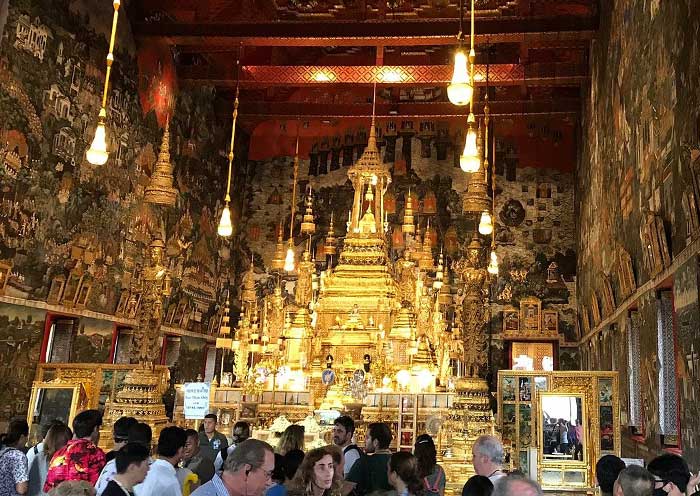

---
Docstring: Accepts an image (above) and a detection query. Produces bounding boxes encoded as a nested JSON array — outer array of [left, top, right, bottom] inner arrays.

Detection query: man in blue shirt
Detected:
[[192, 439, 274, 496]]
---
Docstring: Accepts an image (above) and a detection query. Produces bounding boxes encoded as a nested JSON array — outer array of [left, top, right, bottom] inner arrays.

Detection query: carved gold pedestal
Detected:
[[102, 366, 169, 450], [442, 377, 495, 490]]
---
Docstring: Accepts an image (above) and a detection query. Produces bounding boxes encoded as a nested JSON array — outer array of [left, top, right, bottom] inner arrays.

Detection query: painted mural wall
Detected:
[[241, 112, 579, 385], [578, 0, 700, 467], [0, 0, 232, 423]]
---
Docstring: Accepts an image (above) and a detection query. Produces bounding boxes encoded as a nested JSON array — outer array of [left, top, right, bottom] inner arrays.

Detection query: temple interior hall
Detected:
[[0, 0, 699, 494]]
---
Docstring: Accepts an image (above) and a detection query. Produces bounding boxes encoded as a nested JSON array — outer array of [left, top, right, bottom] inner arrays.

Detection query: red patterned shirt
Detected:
[[44, 438, 106, 491]]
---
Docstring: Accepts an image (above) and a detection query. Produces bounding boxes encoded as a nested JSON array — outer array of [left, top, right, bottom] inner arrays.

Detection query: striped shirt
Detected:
[[191, 473, 229, 496]]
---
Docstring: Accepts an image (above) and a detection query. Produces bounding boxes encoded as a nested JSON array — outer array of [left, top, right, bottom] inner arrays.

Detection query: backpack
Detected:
[[343, 444, 364, 458]]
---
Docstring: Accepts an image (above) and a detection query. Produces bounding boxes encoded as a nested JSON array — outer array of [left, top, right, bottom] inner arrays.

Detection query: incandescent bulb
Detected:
[[86, 122, 109, 165], [478, 211, 493, 235], [447, 49, 473, 106], [460, 124, 480, 172], [488, 250, 499, 275], [284, 245, 296, 272], [217, 205, 233, 237]]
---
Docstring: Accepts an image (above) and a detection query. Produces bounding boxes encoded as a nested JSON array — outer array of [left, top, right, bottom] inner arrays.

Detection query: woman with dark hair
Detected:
[[277, 426, 305, 456], [28, 422, 72, 496], [283, 449, 305, 483], [324, 444, 355, 496], [266, 453, 288, 496], [0, 418, 30, 495], [461, 475, 493, 496], [287, 447, 340, 496], [388, 452, 423, 496], [414, 434, 445, 496]]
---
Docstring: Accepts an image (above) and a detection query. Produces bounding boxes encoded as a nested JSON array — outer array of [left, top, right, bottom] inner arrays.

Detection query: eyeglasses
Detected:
[[258, 468, 274, 480]]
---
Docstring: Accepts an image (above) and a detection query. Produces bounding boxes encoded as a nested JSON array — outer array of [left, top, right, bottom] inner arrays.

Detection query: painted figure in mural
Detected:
[[132, 238, 171, 366]]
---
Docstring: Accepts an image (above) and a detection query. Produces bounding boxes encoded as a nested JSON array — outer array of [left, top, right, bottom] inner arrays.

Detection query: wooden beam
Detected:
[[133, 16, 597, 47]]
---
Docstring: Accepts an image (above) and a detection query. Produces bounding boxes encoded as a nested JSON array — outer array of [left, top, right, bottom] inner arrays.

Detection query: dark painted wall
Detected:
[[578, 0, 700, 466]]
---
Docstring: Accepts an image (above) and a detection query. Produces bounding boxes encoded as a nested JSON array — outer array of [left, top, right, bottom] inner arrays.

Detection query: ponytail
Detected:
[[390, 451, 425, 496]]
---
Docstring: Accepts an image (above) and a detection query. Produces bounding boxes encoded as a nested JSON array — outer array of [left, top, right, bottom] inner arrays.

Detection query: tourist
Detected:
[[101, 443, 150, 496], [647, 453, 700, 496], [388, 452, 423, 496], [213, 421, 250, 472], [287, 447, 338, 496], [596, 455, 626, 496], [47, 480, 95, 496], [346, 422, 392, 495], [96, 422, 153, 495], [136, 426, 187, 496], [265, 453, 287, 496], [182, 429, 215, 485], [461, 475, 493, 496], [324, 444, 356, 496], [44, 410, 105, 492], [492, 474, 543, 496], [27, 421, 65, 469], [283, 449, 305, 484], [28, 422, 72, 496], [191, 438, 275, 496], [0, 418, 30, 495], [557, 420, 569, 455], [198, 415, 228, 464], [471, 436, 506, 484], [276, 426, 305, 456], [332, 416, 361, 477], [414, 434, 445, 496], [104, 418, 138, 463], [573, 420, 584, 461], [612, 466, 655, 496]]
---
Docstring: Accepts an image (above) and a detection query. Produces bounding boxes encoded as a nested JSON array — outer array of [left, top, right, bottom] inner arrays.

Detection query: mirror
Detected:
[[26, 383, 87, 444], [541, 393, 585, 462]]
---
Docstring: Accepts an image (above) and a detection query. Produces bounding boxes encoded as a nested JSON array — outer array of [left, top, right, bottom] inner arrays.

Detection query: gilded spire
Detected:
[[144, 118, 178, 207], [301, 186, 316, 234]]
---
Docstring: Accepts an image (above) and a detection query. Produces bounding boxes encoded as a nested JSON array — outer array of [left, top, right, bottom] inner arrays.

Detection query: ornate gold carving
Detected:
[[144, 120, 178, 207]]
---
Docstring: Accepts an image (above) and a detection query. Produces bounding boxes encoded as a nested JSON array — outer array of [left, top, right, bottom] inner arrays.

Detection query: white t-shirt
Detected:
[[135, 459, 182, 496], [342, 445, 361, 476], [488, 471, 506, 485]]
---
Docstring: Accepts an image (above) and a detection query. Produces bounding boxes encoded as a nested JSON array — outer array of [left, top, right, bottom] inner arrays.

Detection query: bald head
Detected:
[[493, 475, 543, 496]]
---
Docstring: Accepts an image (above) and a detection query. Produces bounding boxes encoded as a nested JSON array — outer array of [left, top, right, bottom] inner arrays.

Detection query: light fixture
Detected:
[[284, 127, 301, 272], [448, 48, 473, 106], [86, 0, 121, 165], [478, 211, 493, 235], [488, 249, 499, 275], [448, 0, 476, 106], [379, 68, 405, 83], [312, 70, 336, 82], [460, 117, 480, 172], [218, 56, 241, 238]]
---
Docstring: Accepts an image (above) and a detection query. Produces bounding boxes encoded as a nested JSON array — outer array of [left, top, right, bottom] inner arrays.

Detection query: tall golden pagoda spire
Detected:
[[144, 119, 177, 207], [271, 224, 285, 270]]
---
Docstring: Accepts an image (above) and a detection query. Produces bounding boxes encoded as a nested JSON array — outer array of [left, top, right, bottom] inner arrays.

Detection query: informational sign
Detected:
[[183, 382, 210, 420]]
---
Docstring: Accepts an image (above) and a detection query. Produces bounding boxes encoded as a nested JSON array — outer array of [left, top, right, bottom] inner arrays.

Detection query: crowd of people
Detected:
[[1, 409, 698, 496]]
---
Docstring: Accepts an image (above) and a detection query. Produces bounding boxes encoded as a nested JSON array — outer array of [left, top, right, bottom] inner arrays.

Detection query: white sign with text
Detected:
[[183, 382, 210, 420]]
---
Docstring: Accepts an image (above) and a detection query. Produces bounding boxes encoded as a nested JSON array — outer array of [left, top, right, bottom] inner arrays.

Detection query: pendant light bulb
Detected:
[[478, 211, 493, 235], [447, 49, 473, 106], [284, 242, 296, 272], [460, 122, 480, 172], [218, 203, 233, 237], [86, 120, 108, 165], [488, 250, 499, 275]]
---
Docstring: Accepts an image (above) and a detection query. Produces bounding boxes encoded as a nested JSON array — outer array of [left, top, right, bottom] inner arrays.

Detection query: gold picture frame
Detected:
[[520, 297, 542, 333], [26, 382, 88, 441], [503, 309, 520, 334], [542, 310, 558, 334], [47, 276, 66, 305]]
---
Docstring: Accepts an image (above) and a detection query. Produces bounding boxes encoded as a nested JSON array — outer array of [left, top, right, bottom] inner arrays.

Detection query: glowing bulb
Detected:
[[86, 122, 108, 165], [218, 205, 233, 237], [460, 123, 480, 172], [447, 49, 473, 106], [488, 250, 499, 275], [479, 211, 493, 235], [396, 370, 411, 388], [284, 245, 296, 272], [417, 369, 434, 390]]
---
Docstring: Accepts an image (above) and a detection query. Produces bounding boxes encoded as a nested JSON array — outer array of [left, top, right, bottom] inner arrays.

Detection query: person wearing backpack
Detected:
[[332, 416, 362, 477], [414, 434, 445, 496]]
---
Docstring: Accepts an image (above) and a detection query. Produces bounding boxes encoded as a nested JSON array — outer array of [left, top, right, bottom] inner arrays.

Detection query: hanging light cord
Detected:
[[490, 45, 497, 251], [468, 0, 476, 107], [458, 0, 464, 42], [289, 124, 301, 241], [224, 57, 240, 204], [98, 0, 120, 118]]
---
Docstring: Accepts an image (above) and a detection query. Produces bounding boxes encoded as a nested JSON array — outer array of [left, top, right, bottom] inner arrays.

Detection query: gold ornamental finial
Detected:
[[402, 188, 415, 234], [144, 117, 178, 207], [301, 186, 316, 234], [271, 224, 285, 270]]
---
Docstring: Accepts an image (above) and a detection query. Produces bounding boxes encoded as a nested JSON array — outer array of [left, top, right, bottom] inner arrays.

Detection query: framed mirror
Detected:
[[26, 382, 87, 442], [540, 393, 586, 463]]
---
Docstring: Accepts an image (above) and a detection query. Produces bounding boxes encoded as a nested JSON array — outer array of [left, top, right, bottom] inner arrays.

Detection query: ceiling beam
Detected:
[[215, 99, 581, 119], [179, 63, 588, 88], [133, 16, 596, 47]]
